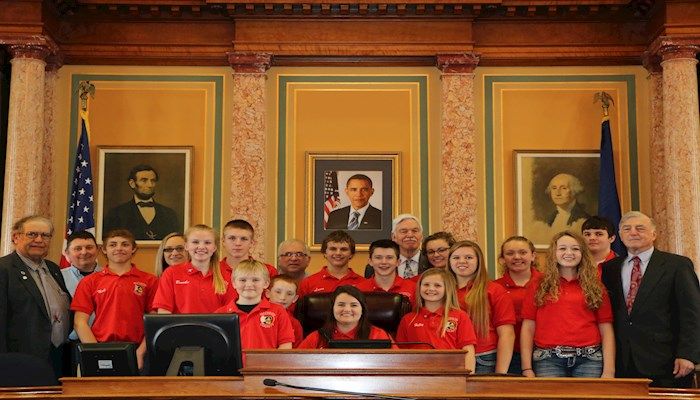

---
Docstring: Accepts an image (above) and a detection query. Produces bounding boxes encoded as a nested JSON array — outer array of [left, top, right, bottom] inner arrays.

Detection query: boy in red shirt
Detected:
[[220, 219, 277, 279], [266, 274, 304, 347], [71, 229, 158, 369], [298, 230, 364, 297], [581, 216, 618, 276], [215, 260, 293, 350], [356, 239, 416, 307]]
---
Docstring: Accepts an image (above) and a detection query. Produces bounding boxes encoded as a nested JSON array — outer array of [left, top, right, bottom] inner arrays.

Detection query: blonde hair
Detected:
[[233, 259, 270, 282], [155, 232, 186, 277], [414, 268, 460, 337], [447, 240, 490, 338], [535, 231, 603, 309], [185, 224, 226, 295]]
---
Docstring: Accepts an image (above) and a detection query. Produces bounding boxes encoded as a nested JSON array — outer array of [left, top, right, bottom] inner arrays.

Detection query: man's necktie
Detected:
[[626, 256, 641, 314], [404, 259, 415, 279], [38, 267, 71, 347], [348, 211, 360, 230]]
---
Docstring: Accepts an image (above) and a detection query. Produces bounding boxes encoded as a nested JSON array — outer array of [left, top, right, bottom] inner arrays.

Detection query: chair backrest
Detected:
[[295, 291, 412, 337], [0, 353, 58, 387]]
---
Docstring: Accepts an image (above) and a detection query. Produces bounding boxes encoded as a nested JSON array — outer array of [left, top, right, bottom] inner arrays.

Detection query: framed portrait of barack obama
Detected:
[[514, 150, 599, 249], [96, 147, 192, 245], [306, 152, 400, 250]]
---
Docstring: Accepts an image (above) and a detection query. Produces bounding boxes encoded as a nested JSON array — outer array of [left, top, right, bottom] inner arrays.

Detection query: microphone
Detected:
[[263, 378, 416, 400]]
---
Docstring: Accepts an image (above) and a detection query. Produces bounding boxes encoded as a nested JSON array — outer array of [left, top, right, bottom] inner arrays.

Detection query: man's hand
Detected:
[[673, 358, 695, 378]]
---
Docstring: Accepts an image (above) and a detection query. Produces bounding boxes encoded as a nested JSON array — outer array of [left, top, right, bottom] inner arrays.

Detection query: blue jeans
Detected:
[[508, 352, 522, 375], [475, 352, 497, 374], [533, 347, 603, 378]]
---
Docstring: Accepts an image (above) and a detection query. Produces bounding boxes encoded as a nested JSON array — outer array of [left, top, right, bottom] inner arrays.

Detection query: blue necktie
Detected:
[[348, 211, 360, 230]]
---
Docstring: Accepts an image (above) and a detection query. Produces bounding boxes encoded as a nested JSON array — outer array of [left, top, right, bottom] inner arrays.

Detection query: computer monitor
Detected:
[[144, 313, 243, 376], [327, 339, 393, 349], [78, 342, 139, 376]]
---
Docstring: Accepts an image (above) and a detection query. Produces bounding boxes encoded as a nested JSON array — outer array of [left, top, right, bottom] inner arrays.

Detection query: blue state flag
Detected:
[[598, 117, 625, 256]]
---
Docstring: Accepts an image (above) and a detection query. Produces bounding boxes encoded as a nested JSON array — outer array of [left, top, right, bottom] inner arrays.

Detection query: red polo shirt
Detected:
[[521, 277, 613, 348], [71, 264, 157, 343], [289, 311, 304, 348], [220, 257, 278, 279], [596, 251, 617, 278], [152, 262, 237, 313], [456, 282, 516, 354], [298, 266, 364, 298], [214, 298, 294, 350], [396, 307, 477, 350], [298, 325, 395, 349], [356, 275, 417, 308], [493, 268, 542, 352]]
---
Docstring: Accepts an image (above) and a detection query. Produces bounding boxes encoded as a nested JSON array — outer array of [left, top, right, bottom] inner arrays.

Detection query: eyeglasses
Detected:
[[426, 247, 449, 256], [21, 231, 52, 240], [280, 252, 308, 258], [164, 246, 186, 253]]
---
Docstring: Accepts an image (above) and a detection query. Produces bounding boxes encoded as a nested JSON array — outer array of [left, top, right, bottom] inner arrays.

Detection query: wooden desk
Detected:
[[0, 350, 682, 399]]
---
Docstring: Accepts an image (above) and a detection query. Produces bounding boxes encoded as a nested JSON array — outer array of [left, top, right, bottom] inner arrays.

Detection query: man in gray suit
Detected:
[[601, 211, 700, 387], [0, 215, 71, 377]]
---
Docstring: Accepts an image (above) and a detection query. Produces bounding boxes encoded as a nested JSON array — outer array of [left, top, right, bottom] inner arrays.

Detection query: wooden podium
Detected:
[[1, 350, 665, 399]]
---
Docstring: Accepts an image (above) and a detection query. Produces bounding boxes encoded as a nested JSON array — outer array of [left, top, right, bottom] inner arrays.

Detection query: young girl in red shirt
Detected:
[[297, 285, 394, 349], [396, 268, 477, 372], [448, 240, 516, 374], [494, 236, 542, 375], [520, 231, 615, 378]]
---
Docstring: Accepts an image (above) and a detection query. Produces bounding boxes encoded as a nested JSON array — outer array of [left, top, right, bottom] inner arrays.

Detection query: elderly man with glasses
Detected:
[[0, 215, 71, 378], [276, 239, 311, 281]]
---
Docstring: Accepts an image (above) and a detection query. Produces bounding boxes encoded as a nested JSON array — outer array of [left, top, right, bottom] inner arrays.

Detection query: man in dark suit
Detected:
[[103, 164, 180, 240], [326, 174, 382, 230], [0, 215, 71, 378], [601, 211, 700, 388]]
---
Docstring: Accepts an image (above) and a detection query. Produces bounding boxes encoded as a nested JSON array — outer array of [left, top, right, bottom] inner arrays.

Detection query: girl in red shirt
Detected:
[[520, 231, 615, 378], [494, 236, 542, 375], [448, 240, 516, 374], [418, 231, 456, 277], [298, 285, 394, 349], [154, 232, 188, 277], [396, 268, 477, 372], [153, 224, 235, 314]]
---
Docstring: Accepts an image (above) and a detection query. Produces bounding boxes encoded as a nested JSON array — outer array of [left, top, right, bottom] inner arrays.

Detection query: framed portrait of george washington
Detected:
[[96, 146, 192, 245], [306, 152, 400, 251], [515, 150, 600, 249]]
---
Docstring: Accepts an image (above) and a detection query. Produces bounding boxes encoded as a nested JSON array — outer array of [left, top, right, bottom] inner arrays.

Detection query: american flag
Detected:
[[60, 115, 96, 267], [322, 170, 340, 228]]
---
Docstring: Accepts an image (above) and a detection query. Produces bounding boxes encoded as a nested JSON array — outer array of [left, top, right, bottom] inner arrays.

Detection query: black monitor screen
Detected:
[[144, 313, 242, 376], [78, 342, 139, 376], [328, 339, 392, 349]]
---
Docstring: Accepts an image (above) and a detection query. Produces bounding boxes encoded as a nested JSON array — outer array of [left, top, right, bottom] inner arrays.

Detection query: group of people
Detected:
[[0, 211, 698, 388]]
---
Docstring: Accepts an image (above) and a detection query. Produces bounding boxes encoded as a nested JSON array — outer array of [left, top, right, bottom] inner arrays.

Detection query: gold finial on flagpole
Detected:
[[593, 91, 614, 117], [77, 81, 95, 112]]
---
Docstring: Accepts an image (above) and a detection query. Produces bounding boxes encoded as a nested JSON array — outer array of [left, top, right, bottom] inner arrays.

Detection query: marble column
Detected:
[[227, 52, 271, 261], [1, 44, 50, 254], [40, 55, 63, 220], [437, 53, 480, 240], [659, 43, 700, 272], [643, 53, 668, 251]]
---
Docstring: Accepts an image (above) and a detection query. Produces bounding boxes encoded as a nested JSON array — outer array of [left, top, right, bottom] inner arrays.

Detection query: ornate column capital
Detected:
[[8, 44, 51, 61], [648, 35, 700, 62], [436, 53, 480, 74], [228, 52, 272, 74], [45, 52, 64, 72]]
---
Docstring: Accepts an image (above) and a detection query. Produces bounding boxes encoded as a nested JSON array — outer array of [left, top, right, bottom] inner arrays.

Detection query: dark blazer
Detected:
[[103, 200, 180, 240], [545, 201, 590, 226], [326, 205, 382, 230], [0, 252, 71, 362], [601, 249, 700, 378]]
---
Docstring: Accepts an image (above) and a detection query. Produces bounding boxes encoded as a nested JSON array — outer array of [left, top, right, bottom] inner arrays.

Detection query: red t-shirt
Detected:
[[214, 298, 294, 350], [298, 266, 364, 298], [297, 325, 395, 349], [493, 268, 542, 352], [355, 275, 417, 308], [220, 257, 278, 279], [396, 307, 477, 350], [521, 277, 613, 348], [456, 281, 516, 354], [152, 261, 236, 313], [71, 264, 157, 343]]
